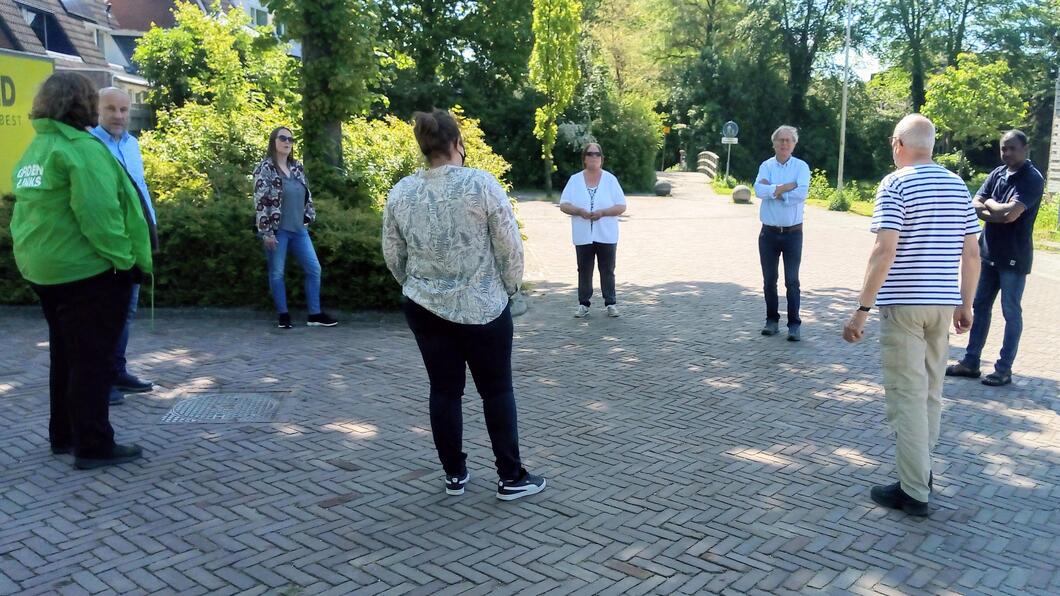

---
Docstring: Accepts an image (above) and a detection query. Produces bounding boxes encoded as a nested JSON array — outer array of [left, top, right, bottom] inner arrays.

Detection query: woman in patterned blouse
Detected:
[[382, 109, 546, 501]]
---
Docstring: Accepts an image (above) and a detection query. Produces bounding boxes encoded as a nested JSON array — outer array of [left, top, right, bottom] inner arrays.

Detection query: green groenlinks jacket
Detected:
[[11, 119, 152, 285]]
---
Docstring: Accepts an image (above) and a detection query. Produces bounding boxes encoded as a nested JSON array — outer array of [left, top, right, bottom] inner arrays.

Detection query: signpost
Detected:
[[721, 121, 739, 181], [1, 49, 53, 195]]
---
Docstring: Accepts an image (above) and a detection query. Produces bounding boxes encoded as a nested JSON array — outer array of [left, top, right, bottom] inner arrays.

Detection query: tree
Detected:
[[922, 53, 1028, 150], [134, 1, 297, 113], [756, 0, 844, 124], [266, 0, 380, 194], [529, 0, 582, 196], [875, 0, 937, 111]]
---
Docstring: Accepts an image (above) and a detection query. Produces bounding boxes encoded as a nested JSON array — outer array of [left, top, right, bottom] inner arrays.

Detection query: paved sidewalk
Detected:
[[2, 172, 1058, 595]]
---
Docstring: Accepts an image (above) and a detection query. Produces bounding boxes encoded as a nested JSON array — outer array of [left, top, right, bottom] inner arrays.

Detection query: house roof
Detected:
[[106, 0, 179, 31], [0, 0, 110, 65]]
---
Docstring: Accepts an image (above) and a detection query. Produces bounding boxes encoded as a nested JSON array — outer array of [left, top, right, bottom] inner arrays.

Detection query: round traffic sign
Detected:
[[722, 120, 739, 138]]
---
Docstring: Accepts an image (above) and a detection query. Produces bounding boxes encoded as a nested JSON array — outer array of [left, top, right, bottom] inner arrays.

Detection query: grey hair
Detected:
[[98, 86, 130, 101], [894, 114, 935, 152], [771, 125, 799, 143]]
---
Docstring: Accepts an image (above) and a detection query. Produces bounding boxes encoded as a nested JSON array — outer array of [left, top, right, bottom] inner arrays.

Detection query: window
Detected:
[[276, 22, 286, 37], [19, 5, 79, 56], [252, 8, 269, 27], [94, 28, 103, 49]]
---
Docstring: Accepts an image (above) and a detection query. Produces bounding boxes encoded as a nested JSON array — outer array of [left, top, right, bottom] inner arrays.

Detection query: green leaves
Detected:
[[922, 53, 1028, 148], [529, 0, 582, 166]]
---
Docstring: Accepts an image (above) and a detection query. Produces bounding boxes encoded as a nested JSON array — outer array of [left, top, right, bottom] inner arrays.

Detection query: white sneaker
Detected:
[[606, 305, 620, 317], [574, 305, 590, 318]]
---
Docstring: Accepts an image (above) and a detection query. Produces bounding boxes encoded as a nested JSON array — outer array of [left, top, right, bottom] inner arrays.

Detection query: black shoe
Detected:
[[277, 313, 293, 329], [982, 371, 1012, 387], [307, 312, 338, 327], [870, 482, 929, 517], [108, 387, 125, 406], [945, 362, 981, 378], [51, 444, 71, 455], [74, 444, 143, 470], [445, 470, 470, 495], [497, 471, 546, 501], [787, 325, 801, 342], [761, 320, 780, 336], [114, 372, 153, 393]]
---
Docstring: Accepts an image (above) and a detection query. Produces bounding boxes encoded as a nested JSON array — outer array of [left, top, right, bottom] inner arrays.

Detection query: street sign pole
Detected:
[[721, 121, 739, 182], [725, 144, 732, 181]]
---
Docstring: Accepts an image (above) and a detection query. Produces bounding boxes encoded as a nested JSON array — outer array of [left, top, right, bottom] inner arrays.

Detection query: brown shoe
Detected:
[[945, 362, 980, 378]]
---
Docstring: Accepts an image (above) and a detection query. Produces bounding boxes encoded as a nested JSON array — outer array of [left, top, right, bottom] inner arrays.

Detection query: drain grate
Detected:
[[161, 393, 280, 424]]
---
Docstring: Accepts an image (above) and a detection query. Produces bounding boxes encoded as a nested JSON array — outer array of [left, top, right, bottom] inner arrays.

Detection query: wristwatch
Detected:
[[856, 304, 871, 312]]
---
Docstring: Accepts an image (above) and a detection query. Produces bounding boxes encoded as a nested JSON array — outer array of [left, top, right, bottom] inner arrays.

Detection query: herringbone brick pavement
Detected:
[[1, 172, 1058, 595]]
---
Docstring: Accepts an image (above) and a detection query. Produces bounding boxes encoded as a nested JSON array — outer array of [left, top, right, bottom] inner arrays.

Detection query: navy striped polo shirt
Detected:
[[870, 163, 980, 306]]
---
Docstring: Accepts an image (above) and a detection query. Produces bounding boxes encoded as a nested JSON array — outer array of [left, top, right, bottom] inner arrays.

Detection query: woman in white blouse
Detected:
[[559, 143, 627, 318], [382, 109, 546, 501]]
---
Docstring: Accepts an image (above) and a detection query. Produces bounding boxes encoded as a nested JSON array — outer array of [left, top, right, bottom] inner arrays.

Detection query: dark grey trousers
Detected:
[[575, 242, 617, 307]]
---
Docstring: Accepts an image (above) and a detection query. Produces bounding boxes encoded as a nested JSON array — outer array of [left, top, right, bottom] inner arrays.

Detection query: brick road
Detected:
[[1, 172, 1058, 595]]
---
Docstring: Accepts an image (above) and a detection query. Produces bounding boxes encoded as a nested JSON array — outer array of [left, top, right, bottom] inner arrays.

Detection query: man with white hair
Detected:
[[843, 114, 981, 517], [753, 125, 810, 341], [91, 87, 157, 405]]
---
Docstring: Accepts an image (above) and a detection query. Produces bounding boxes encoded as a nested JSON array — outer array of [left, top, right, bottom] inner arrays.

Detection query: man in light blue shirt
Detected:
[[753, 125, 810, 341], [91, 87, 156, 404]]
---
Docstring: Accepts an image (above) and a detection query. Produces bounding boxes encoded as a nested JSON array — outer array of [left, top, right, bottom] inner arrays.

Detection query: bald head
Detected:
[[891, 114, 935, 167], [98, 87, 131, 139]]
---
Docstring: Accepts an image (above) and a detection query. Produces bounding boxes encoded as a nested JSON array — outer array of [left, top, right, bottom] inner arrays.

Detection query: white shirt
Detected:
[[382, 165, 524, 325], [871, 164, 980, 306], [752, 156, 810, 227], [559, 170, 626, 245]]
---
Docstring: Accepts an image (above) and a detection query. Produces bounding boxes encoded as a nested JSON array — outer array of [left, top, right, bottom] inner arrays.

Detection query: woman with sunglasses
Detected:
[[559, 142, 627, 318], [253, 126, 337, 329]]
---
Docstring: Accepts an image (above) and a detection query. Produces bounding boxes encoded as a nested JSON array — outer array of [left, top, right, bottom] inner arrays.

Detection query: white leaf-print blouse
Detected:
[[382, 165, 524, 325]]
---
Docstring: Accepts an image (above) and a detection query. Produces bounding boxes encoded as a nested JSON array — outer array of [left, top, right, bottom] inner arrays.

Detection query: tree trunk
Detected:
[[910, 48, 926, 112], [544, 156, 553, 198], [788, 55, 812, 124], [301, 26, 342, 169]]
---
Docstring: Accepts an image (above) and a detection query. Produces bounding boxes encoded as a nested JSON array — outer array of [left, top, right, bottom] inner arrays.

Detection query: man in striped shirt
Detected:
[[843, 114, 981, 517]]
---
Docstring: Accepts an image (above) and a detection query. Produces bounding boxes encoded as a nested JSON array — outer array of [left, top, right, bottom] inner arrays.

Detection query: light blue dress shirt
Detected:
[[91, 125, 156, 225], [753, 155, 810, 227]]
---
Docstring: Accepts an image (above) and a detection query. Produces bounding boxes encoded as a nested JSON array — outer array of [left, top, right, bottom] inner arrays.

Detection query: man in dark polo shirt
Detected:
[[947, 130, 1045, 386]]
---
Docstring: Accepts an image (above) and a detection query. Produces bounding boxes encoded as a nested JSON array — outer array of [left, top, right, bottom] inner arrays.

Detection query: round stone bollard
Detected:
[[654, 180, 672, 196], [732, 184, 752, 204]]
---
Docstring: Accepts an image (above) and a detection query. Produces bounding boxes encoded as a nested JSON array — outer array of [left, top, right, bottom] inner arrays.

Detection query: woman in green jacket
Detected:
[[10, 72, 152, 470]]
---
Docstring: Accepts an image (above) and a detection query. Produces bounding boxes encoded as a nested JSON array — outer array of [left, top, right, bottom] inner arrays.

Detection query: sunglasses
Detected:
[[585, 151, 602, 157], [277, 135, 296, 143]]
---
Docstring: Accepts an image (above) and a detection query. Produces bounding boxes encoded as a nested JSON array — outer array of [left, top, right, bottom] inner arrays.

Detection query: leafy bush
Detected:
[[808, 169, 832, 202], [0, 194, 34, 304], [966, 172, 989, 195], [828, 190, 851, 212], [936, 151, 974, 180], [711, 175, 738, 195]]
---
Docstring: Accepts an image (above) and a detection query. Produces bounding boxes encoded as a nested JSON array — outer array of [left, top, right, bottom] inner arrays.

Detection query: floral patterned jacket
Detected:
[[382, 165, 523, 325], [252, 157, 316, 238]]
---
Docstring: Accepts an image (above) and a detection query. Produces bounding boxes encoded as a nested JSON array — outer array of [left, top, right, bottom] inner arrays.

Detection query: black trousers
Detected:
[[576, 242, 617, 307], [758, 226, 803, 327], [402, 298, 523, 481], [32, 270, 132, 458]]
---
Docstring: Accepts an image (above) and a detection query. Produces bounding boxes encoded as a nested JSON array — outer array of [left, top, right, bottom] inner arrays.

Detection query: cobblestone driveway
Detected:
[[2, 173, 1058, 595]]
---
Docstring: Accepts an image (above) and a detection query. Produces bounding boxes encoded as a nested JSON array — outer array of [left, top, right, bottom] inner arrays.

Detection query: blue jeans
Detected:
[[266, 228, 322, 315], [961, 262, 1027, 374], [113, 284, 140, 375], [758, 226, 803, 327]]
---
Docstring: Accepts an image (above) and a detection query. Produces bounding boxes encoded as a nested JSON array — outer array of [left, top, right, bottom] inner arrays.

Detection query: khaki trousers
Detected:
[[879, 305, 952, 503]]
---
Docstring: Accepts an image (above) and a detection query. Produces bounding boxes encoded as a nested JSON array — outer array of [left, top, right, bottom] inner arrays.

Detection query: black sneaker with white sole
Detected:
[[307, 312, 338, 327], [445, 470, 470, 495], [277, 313, 293, 329], [496, 471, 546, 501]]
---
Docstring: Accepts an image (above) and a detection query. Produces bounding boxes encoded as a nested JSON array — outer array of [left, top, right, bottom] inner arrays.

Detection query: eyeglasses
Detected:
[[585, 151, 602, 157], [277, 135, 295, 143], [888, 135, 903, 145]]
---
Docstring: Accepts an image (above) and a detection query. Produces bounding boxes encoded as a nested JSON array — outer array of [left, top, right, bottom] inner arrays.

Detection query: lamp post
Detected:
[[837, 0, 852, 191]]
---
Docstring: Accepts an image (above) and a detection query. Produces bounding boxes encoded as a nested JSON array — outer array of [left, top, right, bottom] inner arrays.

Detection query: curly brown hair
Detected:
[[29, 72, 98, 131]]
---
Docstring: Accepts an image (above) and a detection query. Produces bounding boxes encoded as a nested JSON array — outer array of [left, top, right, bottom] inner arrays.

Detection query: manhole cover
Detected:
[[161, 393, 280, 424]]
